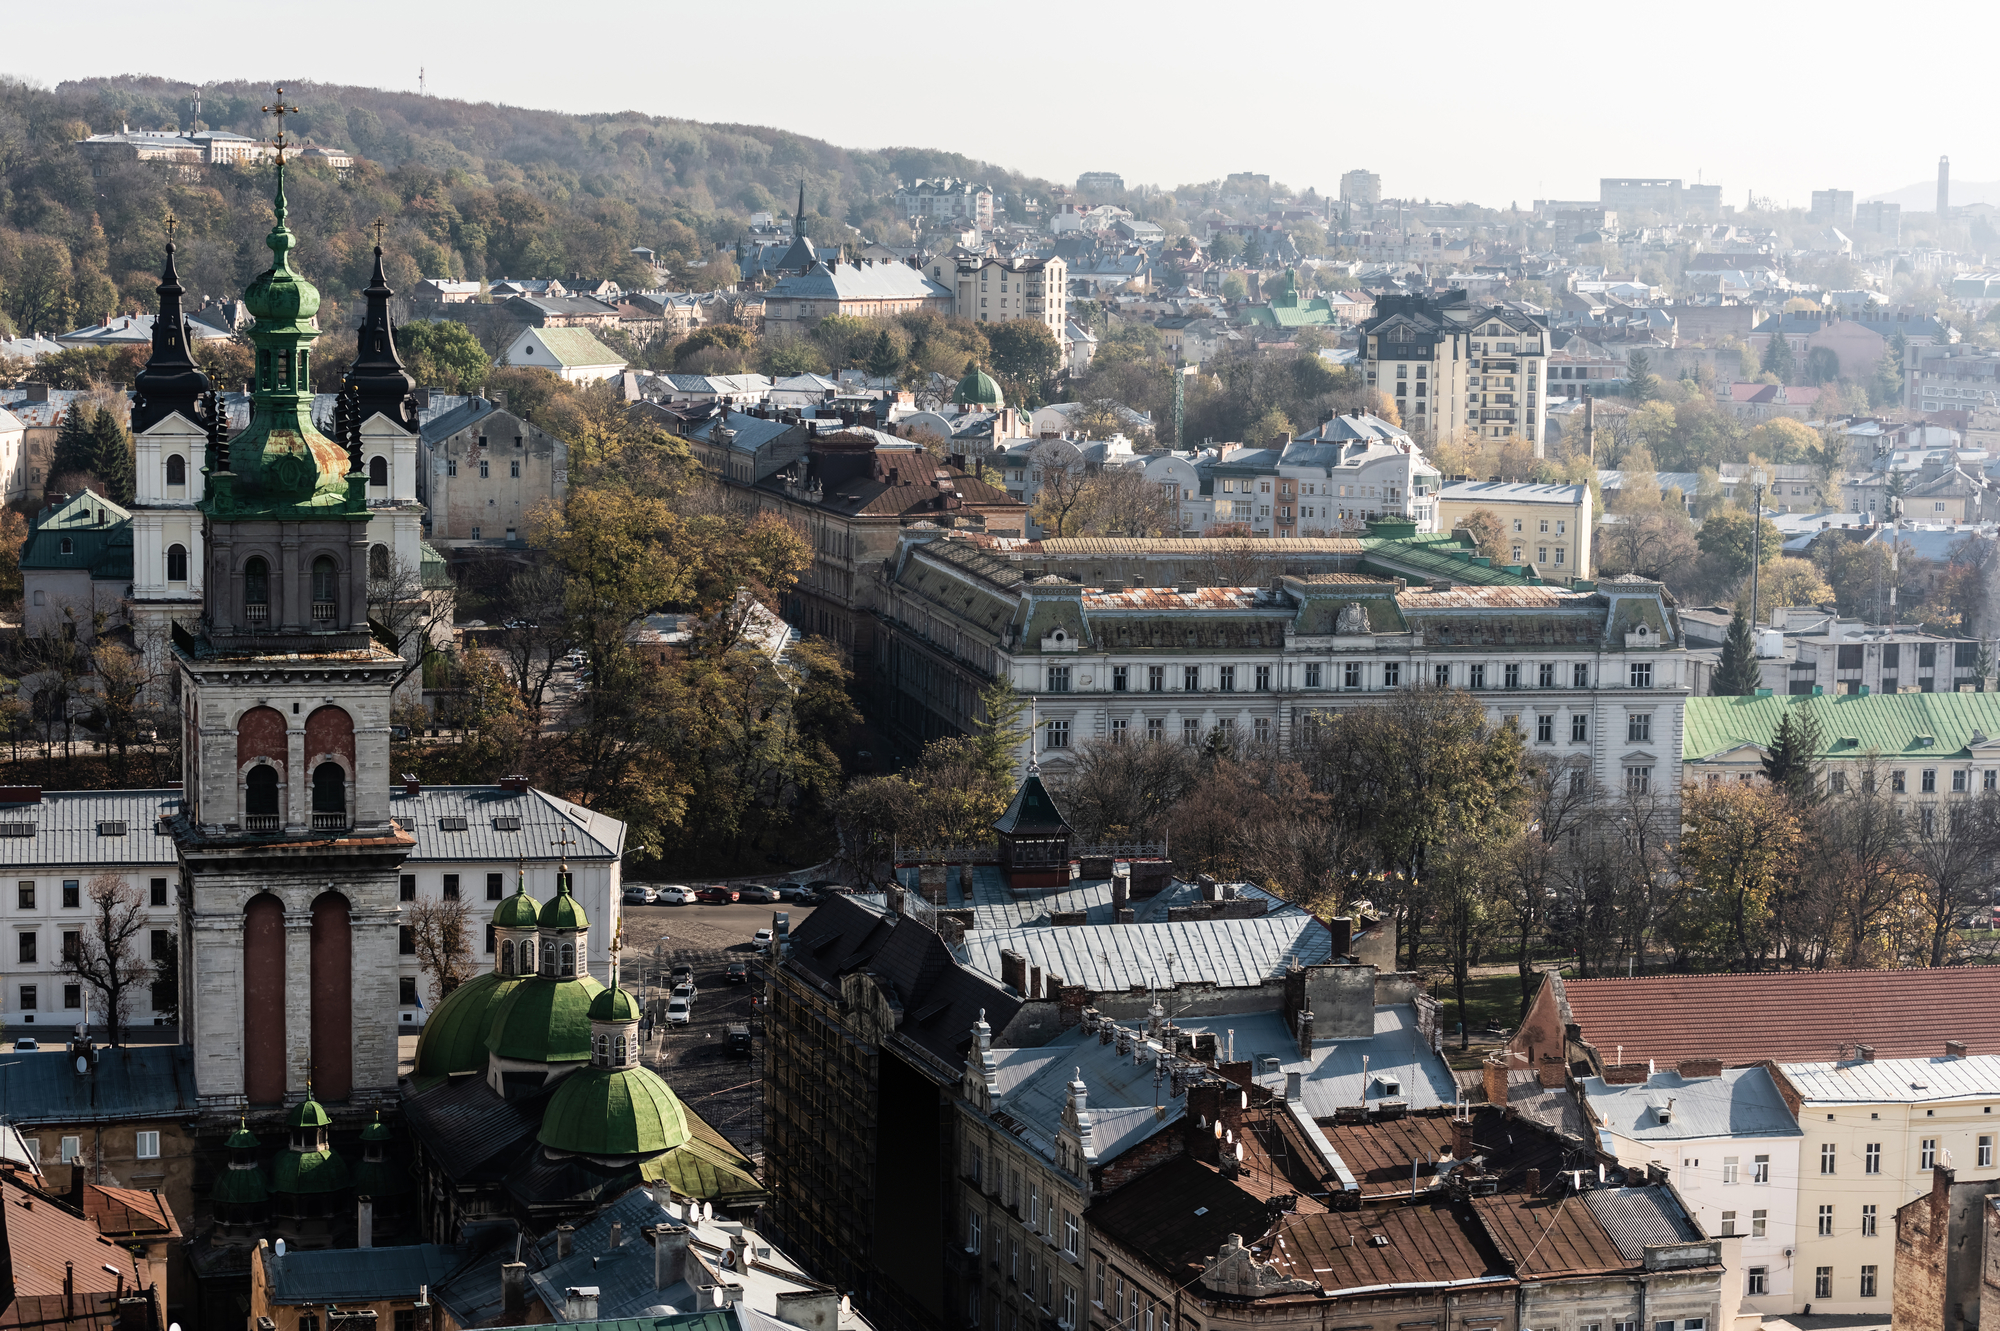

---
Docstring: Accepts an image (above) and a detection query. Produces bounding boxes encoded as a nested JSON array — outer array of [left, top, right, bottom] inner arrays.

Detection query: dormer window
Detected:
[[58, 538, 72, 555]]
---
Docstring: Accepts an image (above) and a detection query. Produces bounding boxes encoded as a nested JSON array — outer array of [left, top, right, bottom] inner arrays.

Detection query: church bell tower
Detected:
[[172, 99, 413, 1114]]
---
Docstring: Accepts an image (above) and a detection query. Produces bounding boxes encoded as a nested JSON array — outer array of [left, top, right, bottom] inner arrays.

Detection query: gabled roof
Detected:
[[507, 327, 626, 369]]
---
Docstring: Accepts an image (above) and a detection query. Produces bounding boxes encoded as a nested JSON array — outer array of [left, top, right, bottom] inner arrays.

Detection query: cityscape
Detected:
[[0, 29, 1995, 1331]]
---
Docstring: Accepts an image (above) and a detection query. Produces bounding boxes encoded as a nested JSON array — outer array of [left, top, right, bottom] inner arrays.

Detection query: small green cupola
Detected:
[[353, 1111, 411, 1245], [539, 989, 690, 1157], [492, 865, 542, 977], [270, 1092, 351, 1250], [953, 359, 1005, 408], [587, 986, 641, 1069], [535, 863, 589, 980], [211, 1119, 269, 1245]]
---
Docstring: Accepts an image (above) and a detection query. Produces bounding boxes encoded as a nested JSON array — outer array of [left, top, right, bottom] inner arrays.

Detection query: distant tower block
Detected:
[[1939, 155, 1951, 218]]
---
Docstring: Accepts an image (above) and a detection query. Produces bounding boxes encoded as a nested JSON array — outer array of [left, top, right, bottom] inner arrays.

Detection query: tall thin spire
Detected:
[[132, 215, 212, 434], [343, 218, 418, 432], [796, 180, 805, 239]]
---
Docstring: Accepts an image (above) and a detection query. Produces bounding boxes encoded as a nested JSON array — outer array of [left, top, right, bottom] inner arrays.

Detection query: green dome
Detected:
[[485, 974, 607, 1063], [271, 1146, 350, 1196], [287, 1098, 331, 1130], [354, 1152, 410, 1198], [538, 1065, 691, 1156], [211, 1162, 268, 1206], [492, 884, 542, 928], [415, 971, 525, 1079], [589, 987, 639, 1022], [538, 881, 588, 930], [226, 1122, 260, 1151], [953, 359, 1004, 407], [360, 1112, 392, 1145]]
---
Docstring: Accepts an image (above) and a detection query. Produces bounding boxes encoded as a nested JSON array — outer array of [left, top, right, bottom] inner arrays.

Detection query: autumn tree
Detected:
[[59, 874, 152, 1045], [1074, 468, 1178, 537], [1902, 793, 2000, 968], [1670, 782, 1802, 970], [407, 896, 476, 1002], [1454, 508, 1508, 565], [394, 320, 490, 392]]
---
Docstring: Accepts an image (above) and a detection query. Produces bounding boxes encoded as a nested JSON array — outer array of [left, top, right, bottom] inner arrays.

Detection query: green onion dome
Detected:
[[484, 973, 607, 1063], [538, 1064, 691, 1156], [538, 879, 588, 930], [286, 1097, 332, 1130], [414, 971, 525, 1080], [589, 986, 639, 1023], [492, 882, 542, 929], [354, 1114, 410, 1199], [953, 359, 1005, 408]]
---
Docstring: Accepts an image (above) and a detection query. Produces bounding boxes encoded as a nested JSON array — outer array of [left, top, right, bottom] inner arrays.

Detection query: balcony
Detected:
[[311, 813, 349, 832], [245, 815, 280, 833], [311, 601, 336, 624], [245, 603, 269, 625]]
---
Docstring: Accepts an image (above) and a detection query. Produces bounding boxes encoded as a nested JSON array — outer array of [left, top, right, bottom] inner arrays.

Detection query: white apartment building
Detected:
[[1362, 294, 1549, 453], [1775, 1049, 2000, 1314], [1581, 1064, 1804, 1316], [953, 255, 1067, 333]]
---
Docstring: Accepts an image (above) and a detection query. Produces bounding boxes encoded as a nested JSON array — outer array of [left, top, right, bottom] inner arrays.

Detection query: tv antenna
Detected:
[[419, 67, 427, 97]]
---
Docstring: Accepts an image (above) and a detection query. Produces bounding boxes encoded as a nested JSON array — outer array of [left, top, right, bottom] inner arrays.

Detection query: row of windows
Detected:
[[22, 1132, 159, 1165], [398, 872, 507, 902], [1816, 1136, 1989, 1173], [10, 879, 170, 910], [443, 459, 522, 478], [1042, 661, 1649, 693], [15, 925, 172, 965], [12, 979, 175, 1014]]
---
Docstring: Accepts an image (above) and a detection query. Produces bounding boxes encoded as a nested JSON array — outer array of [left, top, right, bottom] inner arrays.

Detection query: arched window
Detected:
[[560, 943, 575, 976], [166, 454, 186, 486], [520, 941, 536, 974], [501, 940, 515, 976], [369, 455, 388, 487], [245, 765, 279, 818], [311, 557, 336, 623], [615, 1035, 627, 1064], [542, 941, 557, 973], [244, 556, 269, 623], [593, 1033, 608, 1061], [58, 538, 72, 555], [311, 762, 346, 828], [370, 544, 389, 578], [166, 544, 188, 582]]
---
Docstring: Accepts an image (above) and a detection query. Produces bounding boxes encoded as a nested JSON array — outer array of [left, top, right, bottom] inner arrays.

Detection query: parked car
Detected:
[[670, 963, 695, 986], [738, 884, 782, 904], [11, 1038, 35, 1051], [753, 928, 775, 949], [672, 982, 697, 1005], [388, 724, 411, 741], [793, 890, 823, 906], [727, 1024, 753, 1056], [806, 879, 842, 892], [656, 886, 695, 905], [726, 960, 750, 983], [773, 881, 809, 899], [623, 886, 657, 905], [666, 997, 691, 1026], [694, 886, 738, 904]]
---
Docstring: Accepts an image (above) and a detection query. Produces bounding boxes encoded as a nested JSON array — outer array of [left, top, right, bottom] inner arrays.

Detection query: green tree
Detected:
[[86, 406, 133, 506], [1870, 346, 1904, 407], [760, 337, 828, 377], [1760, 331, 1795, 384], [674, 324, 757, 368], [49, 405, 94, 488], [972, 676, 1032, 784], [1803, 346, 1842, 386], [1696, 508, 1782, 582], [395, 320, 491, 392], [4, 237, 76, 336], [1625, 349, 1655, 401], [986, 320, 1061, 394], [865, 330, 904, 380], [1712, 605, 1761, 696], [1760, 704, 1825, 803]]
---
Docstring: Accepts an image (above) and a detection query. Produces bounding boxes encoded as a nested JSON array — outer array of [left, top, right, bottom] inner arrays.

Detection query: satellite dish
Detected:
[[275, 1239, 287, 1256], [74, 1056, 87, 1075]]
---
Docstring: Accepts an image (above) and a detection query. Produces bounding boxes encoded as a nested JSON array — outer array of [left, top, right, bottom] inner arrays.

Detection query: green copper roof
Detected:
[[360, 1112, 392, 1144], [271, 1145, 350, 1195], [589, 986, 639, 1022], [226, 1121, 260, 1151], [207, 160, 363, 518], [994, 771, 1072, 837], [953, 360, 1004, 407], [354, 1153, 411, 1199], [538, 878, 588, 929], [287, 1097, 331, 1130], [211, 1162, 268, 1205], [1684, 691, 2000, 763], [492, 882, 542, 928], [638, 1133, 768, 1204], [538, 1064, 691, 1156], [485, 973, 607, 1063], [415, 970, 525, 1080]]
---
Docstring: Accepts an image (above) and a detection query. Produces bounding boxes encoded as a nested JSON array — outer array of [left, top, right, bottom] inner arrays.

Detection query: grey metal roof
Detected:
[[3, 1044, 197, 1125], [419, 397, 502, 443], [765, 261, 951, 303], [959, 909, 1332, 991], [393, 787, 624, 863], [1776, 1052, 2000, 1104], [0, 791, 182, 868], [1580, 1066, 1801, 1143], [1580, 1186, 1701, 1260], [260, 1242, 462, 1304], [910, 865, 1256, 932]]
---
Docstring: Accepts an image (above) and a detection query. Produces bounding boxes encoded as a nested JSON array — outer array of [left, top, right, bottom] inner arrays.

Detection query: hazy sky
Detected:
[[11, 0, 1992, 209]]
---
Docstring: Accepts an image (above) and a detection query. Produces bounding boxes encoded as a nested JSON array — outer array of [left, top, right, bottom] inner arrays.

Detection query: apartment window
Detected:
[[1435, 664, 1451, 687], [1754, 1154, 1769, 1183], [1572, 714, 1588, 742], [1305, 663, 1322, 688], [62, 984, 78, 1009], [1720, 1210, 1737, 1236], [1148, 665, 1164, 692], [1146, 717, 1163, 741], [1047, 666, 1071, 693], [62, 880, 78, 908], [1109, 666, 1128, 693], [1892, 770, 1907, 793], [1182, 718, 1199, 745], [510, 459, 520, 478], [1630, 661, 1653, 687], [14, 883, 28, 910], [399, 874, 416, 902], [1574, 662, 1590, 687], [1628, 713, 1652, 742], [1752, 1209, 1766, 1237], [967, 1209, 982, 1254], [1254, 717, 1270, 743], [479, 460, 490, 478], [442, 874, 460, 901], [1814, 1269, 1832, 1300], [149, 878, 167, 906], [17, 985, 32, 1012], [1818, 1205, 1834, 1236], [1539, 662, 1556, 687], [1821, 1142, 1836, 1174], [1063, 1210, 1078, 1256], [1183, 666, 1200, 691], [1988, 770, 1997, 791], [1343, 662, 1362, 689], [1923, 1138, 1938, 1168], [1254, 665, 1270, 691], [1865, 1142, 1881, 1173], [1922, 769, 1937, 793], [1983, 1135, 1995, 1168], [1861, 1266, 1877, 1298], [1384, 662, 1401, 687], [1062, 1286, 1076, 1329], [487, 873, 504, 901], [59, 1136, 79, 1164], [16, 933, 33, 964], [1625, 766, 1652, 794], [1537, 714, 1554, 743], [61, 931, 78, 961], [1046, 720, 1070, 749], [1468, 663, 1486, 688], [1954, 769, 1969, 793], [1219, 666, 1236, 692], [399, 926, 416, 955], [1505, 663, 1521, 688], [1723, 1156, 1740, 1184], [1746, 1267, 1767, 1296], [135, 1130, 159, 1160], [1861, 1204, 1877, 1236]]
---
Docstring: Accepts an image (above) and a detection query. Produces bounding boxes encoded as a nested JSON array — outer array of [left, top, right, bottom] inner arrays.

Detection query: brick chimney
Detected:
[[1327, 916, 1353, 956], [1481, 1056, 1508, 1107], [401, 773, 421, 795], [1947, 1040, 1968, 1059], [1524, 1168, 1540, 1195], [1296, 1008, 1315, 1059], [775, 1290, 841, 1331], [501, 1263, 528, 1316], [653, 1224, 690, 1290], [1675, 1057, 1723, 1079], [556, 1224, 575, 1259], [1450, 1117, 1472, 1159], [1856, 1044, 1875, 1063]]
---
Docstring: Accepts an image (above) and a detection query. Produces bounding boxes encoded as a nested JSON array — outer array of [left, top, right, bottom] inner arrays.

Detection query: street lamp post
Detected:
[[1748, 466, 1768, 629]]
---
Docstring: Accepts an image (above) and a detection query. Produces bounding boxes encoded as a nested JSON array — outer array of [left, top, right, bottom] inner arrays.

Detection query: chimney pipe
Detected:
[[1285, 1070, 1302, 1101], [609, 1220, 623, 1249], [501, 1263, 528, 1316], [563, 1288, 600, 1322], [1856, 1044, 1875, 1063], [556, 1224, 575, 1259], [1947, 1040, 1968, 1059], [1525, 1168, 1541, 1195], [654, 1224, 690, 1290]]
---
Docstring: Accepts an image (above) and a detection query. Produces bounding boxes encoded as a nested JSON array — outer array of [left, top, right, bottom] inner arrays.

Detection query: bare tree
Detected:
[[1077, 468, 1178, 537], [368, 553, 456, 694], [490, 564, 578, 714], [1902, 792, 2000, 968], [59, 873, 150, 1045], [1051, 737, 1205, 843], [1027, 440, 1090, 537], [407, 897, 476, 1003]]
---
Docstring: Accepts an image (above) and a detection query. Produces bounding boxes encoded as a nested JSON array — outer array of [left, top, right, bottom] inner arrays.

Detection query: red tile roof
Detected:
[[80, 1184, 177, 1240], [0, 1171, 133, 1298], [1558, 969, 2000, 1067]]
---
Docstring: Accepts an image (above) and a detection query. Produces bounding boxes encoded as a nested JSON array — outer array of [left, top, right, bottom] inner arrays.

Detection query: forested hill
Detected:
[[0, 74, 1049, 337]]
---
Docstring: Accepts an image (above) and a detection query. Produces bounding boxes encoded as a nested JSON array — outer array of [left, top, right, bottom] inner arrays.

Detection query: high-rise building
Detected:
[[1938, 155, 1952, 217], [1360, 292, 1550, 454], [1810, 189, 1854, 228], [1855, 200, 1902, 240], [1339, 168, 1381, 216]]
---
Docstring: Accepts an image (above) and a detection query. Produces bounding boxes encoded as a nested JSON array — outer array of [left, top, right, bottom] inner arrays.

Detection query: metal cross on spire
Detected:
[[163, 213, 178, 244], [262, 86, 300, 162], [551, 829, 577, 867], [371, 216, 387, 249]]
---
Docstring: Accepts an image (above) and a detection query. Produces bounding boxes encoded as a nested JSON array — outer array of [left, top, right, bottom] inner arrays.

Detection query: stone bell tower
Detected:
[[172, 106, 412, 1114]]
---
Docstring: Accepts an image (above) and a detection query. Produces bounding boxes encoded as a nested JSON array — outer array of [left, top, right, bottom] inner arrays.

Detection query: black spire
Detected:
[[343, 234, 418, 432], [777, 182, 816, 276], [131, 230, 212, 434]]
